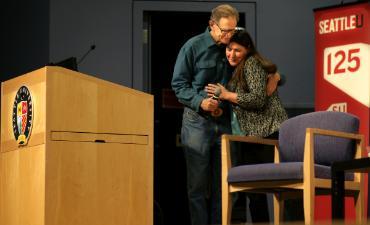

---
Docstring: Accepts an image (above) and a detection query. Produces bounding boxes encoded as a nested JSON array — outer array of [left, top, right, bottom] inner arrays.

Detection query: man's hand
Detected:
[[266, 72, 281, 96], [200, 98, 219, 112]]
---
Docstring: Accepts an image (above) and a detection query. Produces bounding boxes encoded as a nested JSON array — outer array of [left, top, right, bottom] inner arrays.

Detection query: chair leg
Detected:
[[273, 193, 283, 225], [303, 187, 314, 225], [354, 190, 365, 224], [222, 187, 231, 225]]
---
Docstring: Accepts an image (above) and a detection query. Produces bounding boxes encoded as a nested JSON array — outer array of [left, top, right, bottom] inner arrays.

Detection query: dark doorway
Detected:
[[148, 11, 245, 225]]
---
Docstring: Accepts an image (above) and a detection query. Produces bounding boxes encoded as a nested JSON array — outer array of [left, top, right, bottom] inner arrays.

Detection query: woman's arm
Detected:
[[205, 57, 269, 108]]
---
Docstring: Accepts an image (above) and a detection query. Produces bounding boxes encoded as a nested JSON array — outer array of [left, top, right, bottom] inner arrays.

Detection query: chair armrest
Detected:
[[222, 134, 278, 146], [308, 128, 363, 141], [221, 134, 280, 172], [221, 134, 280, 194], [307, 128, 365, 159], [303, 128, 365, 184], [221, 134, 280, 166]]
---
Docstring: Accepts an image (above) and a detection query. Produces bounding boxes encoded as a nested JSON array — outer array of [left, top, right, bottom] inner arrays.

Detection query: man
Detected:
[[172, 4, 280, 225]]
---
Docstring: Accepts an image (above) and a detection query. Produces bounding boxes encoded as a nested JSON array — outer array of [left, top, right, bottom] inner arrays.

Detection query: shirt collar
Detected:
[[204, 27, 226, 49], [204, 27, 217, 48]]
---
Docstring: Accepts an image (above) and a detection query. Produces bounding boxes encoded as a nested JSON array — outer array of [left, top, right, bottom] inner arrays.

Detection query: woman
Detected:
[[206, 29, 287, 138], [206, 30, 288, 223]]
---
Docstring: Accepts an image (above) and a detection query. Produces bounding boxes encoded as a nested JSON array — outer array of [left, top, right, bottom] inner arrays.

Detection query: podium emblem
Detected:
[[12, 86, 33, 146]]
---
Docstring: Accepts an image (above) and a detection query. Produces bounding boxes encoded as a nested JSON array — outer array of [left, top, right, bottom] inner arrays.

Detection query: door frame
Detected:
[[132, 1, 256, 92]]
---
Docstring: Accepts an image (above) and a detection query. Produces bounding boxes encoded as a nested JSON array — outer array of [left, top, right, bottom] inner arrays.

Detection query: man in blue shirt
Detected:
[[172, 4, 280, 225]]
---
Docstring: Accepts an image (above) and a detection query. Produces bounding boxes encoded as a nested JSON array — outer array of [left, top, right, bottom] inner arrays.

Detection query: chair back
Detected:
[[278, 111, 359, 166]]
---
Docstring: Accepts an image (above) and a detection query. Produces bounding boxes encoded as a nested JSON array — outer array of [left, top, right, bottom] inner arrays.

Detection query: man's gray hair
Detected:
[[210, 4, 239, 23]]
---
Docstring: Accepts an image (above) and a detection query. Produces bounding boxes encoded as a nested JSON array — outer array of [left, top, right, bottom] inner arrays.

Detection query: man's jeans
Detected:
[[181, 107, 231, 225]]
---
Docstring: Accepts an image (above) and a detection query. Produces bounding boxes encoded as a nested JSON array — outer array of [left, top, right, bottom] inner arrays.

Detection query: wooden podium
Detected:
[[0, 66, 153, 225]]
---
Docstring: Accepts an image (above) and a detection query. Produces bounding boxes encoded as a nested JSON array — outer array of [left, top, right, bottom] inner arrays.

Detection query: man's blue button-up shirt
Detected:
[[172, 28, 232, 112]]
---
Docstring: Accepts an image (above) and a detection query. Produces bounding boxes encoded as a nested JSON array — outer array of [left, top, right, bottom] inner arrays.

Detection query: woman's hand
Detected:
[[205, 83, 228, 100], [205, 83, 238, 104], [266, 72, 280, 96]]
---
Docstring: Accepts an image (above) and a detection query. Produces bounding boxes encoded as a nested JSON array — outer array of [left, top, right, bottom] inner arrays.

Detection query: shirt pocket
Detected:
[[196, 60, 217, 82], [197, 60, 217, 69]]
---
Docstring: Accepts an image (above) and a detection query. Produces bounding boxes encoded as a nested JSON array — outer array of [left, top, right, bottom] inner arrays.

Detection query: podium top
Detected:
[[1, 66, 154, 152]]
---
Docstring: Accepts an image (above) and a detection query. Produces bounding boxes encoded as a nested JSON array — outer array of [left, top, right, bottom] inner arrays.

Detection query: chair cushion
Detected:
[[278, 111, 359, 166], [227, 162, 354, 183]]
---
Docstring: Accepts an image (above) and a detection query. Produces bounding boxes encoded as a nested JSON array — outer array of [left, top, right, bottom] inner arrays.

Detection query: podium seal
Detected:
[[12, 86, 33, 146]]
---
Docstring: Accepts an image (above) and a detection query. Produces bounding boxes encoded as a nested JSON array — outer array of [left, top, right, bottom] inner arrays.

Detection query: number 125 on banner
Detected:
[[324, 43, 369, 77], [323, 43, 370, 107]]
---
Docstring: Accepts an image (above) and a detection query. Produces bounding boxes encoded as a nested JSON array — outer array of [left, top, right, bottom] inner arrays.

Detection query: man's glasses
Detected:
[[213, 21, 245, 35], [213, 21, 236, 35]]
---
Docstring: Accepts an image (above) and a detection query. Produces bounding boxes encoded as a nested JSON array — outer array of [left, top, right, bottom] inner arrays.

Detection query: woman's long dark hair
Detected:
[[228, 30, 277, 91]]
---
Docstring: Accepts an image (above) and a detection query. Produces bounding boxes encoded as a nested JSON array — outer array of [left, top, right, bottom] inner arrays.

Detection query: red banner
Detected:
[[315, 2, 370, 222]]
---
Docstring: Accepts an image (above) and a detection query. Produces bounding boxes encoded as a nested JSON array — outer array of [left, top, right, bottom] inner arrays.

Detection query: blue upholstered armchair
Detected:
[[221, 111, 365, 225]]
